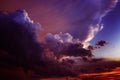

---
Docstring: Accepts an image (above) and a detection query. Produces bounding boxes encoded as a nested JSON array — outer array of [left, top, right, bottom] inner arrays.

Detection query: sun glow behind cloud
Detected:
[[0, 0, 120, 80]]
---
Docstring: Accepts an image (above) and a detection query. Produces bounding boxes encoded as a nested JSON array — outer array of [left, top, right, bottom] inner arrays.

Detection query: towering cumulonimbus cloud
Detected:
[[0, 9, 43, 68], [0, 8, 95, 78], [0, 9, 88, 79]]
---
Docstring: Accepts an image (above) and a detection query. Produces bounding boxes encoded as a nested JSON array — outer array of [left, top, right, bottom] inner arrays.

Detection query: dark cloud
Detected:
[[0, 9, 44, 80], [0, 0, 118, 78], [95, 40, 107, 48], [44, 32, 93, 60], [0, 10, 84, 79]]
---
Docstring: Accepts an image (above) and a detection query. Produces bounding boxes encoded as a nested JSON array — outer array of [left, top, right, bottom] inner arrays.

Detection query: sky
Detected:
[[0, 0, 119, 58], [1, 0, 120, 79], [92, 1, 120, 58]]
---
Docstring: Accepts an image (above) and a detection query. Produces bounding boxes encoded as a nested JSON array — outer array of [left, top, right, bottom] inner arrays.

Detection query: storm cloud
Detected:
[[0, 9, 44, 75], [0, 0, 119, 79]]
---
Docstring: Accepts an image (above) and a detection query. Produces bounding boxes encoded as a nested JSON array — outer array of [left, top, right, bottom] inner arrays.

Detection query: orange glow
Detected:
[[80, 67, 120, 77], [41, 67, 120, 80]]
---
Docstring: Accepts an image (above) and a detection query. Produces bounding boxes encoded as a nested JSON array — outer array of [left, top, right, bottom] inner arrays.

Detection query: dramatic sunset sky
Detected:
[[1, 0, 120, 80], [1, 0, 119, 58]]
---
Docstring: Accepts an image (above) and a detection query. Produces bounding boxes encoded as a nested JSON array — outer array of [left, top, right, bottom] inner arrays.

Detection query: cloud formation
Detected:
[[0, 0, 118, 79], [44, 32, 93, 60], [0, 9, 43, 71]]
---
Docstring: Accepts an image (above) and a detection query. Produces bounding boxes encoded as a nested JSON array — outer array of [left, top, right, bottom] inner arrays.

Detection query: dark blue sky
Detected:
[[92, 1, 120, 58], [94, 1, 120, 41]]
